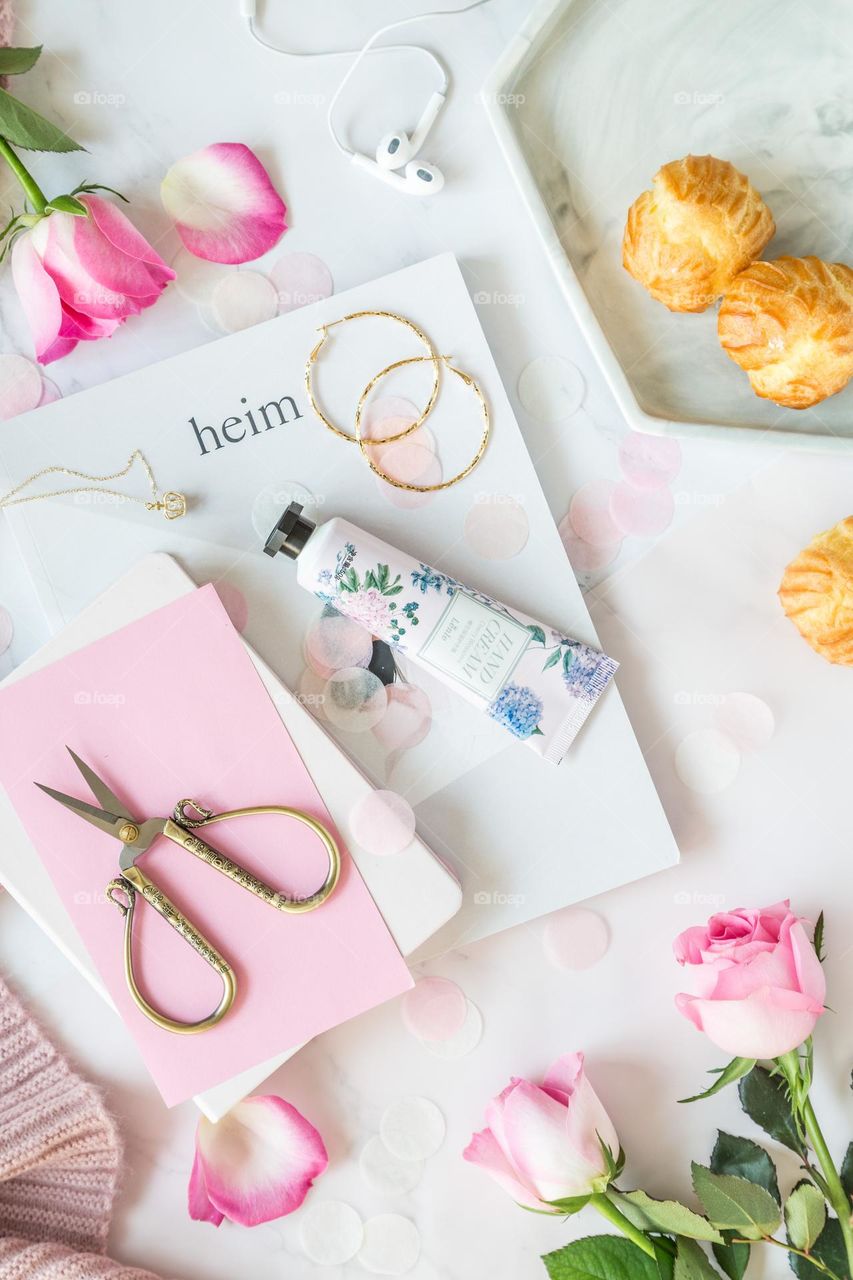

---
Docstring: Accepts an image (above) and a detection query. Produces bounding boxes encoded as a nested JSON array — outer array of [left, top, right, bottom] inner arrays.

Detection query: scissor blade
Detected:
[[34, 783, 126, 840], [66, 747, 134, 821]]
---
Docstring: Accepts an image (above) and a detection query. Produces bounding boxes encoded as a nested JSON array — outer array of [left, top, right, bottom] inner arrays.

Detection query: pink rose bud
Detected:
[[674, 900, 826, 1060], [11, 193, 174, 364], [463, 1053, 620, 1210]]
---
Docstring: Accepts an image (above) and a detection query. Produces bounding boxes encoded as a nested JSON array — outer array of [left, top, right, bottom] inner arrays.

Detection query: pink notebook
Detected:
[[0, 585, 412, 1106]]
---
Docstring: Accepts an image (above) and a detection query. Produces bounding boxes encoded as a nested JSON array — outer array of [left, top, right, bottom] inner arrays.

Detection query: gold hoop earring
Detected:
[[355, 355, 490, 493], [305, 309, 442, 445]]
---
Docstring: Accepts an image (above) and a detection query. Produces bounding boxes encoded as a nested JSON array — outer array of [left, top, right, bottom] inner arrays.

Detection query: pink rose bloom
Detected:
[[674, 900, 826, 1059], [11, 192, 174, 364], [463, 1053, 620, 1210]]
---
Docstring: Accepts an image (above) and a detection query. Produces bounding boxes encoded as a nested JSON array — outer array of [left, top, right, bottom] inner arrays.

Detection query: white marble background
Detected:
[[0, 3, 852, 1279]]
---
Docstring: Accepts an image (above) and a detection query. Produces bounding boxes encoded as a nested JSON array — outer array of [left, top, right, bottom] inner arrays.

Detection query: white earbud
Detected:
[[375, 90, 446, 170], [351, 152, 445, 195]]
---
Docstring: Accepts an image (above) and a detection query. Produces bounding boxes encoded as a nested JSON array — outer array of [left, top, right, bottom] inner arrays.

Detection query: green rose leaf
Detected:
[[737, 1065, 806, 1156], [45, 194, 87, 216], [710, 1131, 780, 1204], [788, 1216, 848, 1279], [691, 1163, 781, 1240], [784, 1181, 827, 1254], [542, 1235, 661, 1280], [617, 1190, 723, 1243], [673, 1239, 723, 1279], [0, 45, 42, 75], [812, 910, 825, 961], [680, 1058, 756, 1105], [543, 1193, 591, 1218], [840, 1141, 853, 1200], [0, 85, 84, 152], [711, 1234, 750, 1280]]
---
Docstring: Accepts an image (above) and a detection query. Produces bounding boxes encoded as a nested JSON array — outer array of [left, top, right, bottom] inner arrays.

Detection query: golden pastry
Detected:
[[622, 155, 775, 312], [718, 256, 853, 409], [778, 516, 853, 664]]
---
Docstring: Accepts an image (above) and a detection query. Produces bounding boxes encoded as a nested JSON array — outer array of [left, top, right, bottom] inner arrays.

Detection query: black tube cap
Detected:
[[264, 501, 316, 559]]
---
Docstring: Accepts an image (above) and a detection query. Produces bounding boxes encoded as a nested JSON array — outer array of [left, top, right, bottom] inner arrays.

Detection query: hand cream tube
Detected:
[[265, 504, 618, 764]]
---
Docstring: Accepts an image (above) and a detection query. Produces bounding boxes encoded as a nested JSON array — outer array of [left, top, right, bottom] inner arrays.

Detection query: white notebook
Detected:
[[0, 552, 462, 1119], [0, 252, 678, 957]]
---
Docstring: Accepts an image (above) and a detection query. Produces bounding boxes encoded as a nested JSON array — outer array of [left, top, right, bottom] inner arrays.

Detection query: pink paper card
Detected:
[[0, 585, 412, 1106]]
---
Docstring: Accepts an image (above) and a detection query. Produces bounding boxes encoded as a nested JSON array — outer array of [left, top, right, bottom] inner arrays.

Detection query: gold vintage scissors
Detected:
[[36, 748, 340, 1036]]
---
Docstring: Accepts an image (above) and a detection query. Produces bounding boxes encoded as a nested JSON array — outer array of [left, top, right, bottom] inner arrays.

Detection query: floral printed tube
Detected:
[[265, 506, 619, 764]]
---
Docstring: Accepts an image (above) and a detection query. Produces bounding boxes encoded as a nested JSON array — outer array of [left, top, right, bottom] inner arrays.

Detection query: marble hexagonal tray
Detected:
[[483, 0, 853, 451]]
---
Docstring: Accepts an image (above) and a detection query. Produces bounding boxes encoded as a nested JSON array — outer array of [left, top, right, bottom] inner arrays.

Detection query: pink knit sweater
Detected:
[[0, 975, 163, 1280]]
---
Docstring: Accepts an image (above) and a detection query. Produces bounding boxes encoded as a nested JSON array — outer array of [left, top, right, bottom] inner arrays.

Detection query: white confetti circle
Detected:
[[210, 270, 278, 332], [300, 1199, 364, 1266], [0, 354, 42, 420], [424, 999, 484, 1060], [713, 693, 775, 753], [250, 480, 316, 541], [360, 1136, 424, 1196], [324, 667, 388, 732], [171, 247, 230, 303], [675, 729, 741, 794], [380, 1096, 446, 1162], [359, 1214, 421, 1276], [463, 497, 530, 560], [517, 356, 585, 421], [544, 907, 610, 971], [350, 789, 416, 856], [271, 251, 334, 313]]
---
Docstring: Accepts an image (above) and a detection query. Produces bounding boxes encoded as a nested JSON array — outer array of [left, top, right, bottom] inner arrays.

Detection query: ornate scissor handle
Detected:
[[105, 867, 236, 1036], [168, 801, 341, 913]]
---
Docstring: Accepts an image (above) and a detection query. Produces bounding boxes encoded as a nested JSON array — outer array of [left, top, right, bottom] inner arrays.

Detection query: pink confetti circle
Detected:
[[372, 683, 432, 753], [618, 432, 682, 490], [350, 789, 416, 856], [609, 481, 675, 537], [362, 397, 421, 438], [0, 606, 13, 655], [463, 497, 529, 560], [364, 419, 437, 458], [324, 668, 387, 732], [297, 667, 327, 719], [306, 614, 373, 674], [38, 377, 62, 406], [543, 907, 610, 971], [558, 516, 622, 572], [402, 977, 468, 1042], [213, 581, 249, 633], [568, 479, 622, 547], [375, 441, 442, 510], [271, 251, 334, 314], [0, 354, 43, 420], [713, 693, 775, 752]]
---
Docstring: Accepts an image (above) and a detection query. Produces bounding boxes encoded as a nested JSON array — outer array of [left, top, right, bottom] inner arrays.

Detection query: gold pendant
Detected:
[[149, 491, 187, 519]]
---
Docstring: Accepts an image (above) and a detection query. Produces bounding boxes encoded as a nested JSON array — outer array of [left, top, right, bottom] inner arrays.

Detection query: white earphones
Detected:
[[242, 2, 495, 196]]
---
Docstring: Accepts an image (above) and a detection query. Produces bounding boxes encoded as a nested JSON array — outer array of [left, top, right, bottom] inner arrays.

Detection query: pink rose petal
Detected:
[[402, 976, 468, 1042], [0, 352, 46, 418], [463, 497, 529, 560], [162, 142, 287, 264], [618, 432, 682, 490], [11, 234, 75, 365], [189, 1095, 328, 1227], [568, 479, 622, 547], [372, 683, 432, 753], [350, 789, 416, 856], [609, 481, 675, 537], [271, 251, 333, 313]]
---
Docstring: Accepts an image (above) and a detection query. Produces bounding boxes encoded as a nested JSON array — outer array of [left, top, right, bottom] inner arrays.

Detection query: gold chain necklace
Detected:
[[0, 450, 187, 519]]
